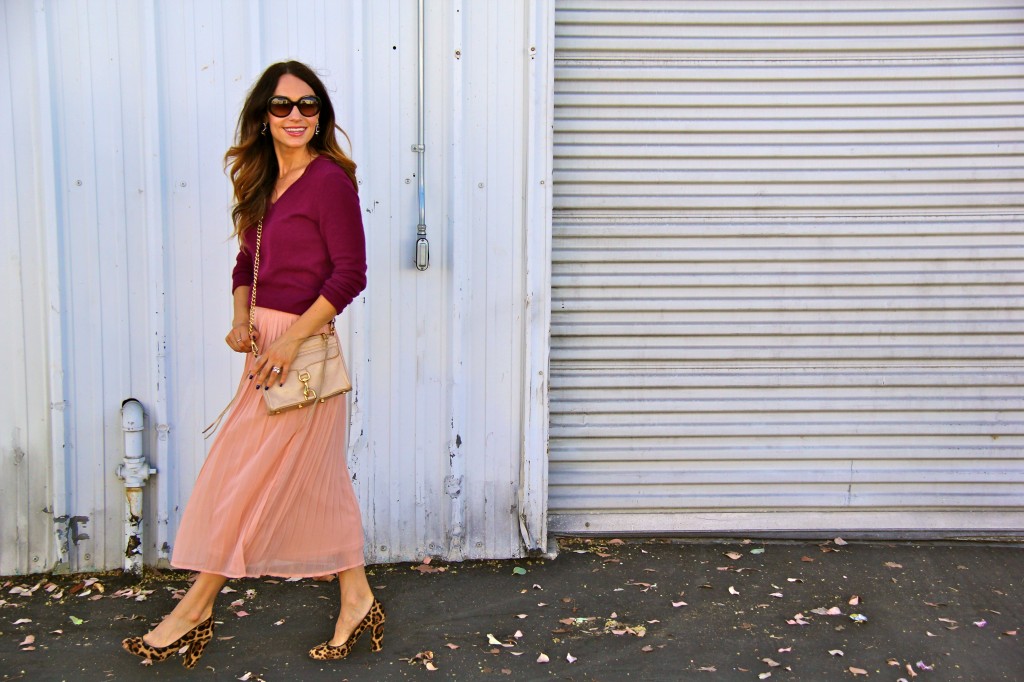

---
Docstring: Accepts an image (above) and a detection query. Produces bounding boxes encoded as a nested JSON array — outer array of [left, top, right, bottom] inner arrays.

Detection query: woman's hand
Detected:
[[225, 322, 260, 353], [251, 334, 304, 389]]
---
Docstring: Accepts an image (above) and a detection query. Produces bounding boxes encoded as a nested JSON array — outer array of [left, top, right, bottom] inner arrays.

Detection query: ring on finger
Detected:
[[271, 366, 282, 374]]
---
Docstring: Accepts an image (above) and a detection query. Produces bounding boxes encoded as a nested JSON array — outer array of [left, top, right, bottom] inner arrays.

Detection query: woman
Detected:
[[121, 61, 382, 668]]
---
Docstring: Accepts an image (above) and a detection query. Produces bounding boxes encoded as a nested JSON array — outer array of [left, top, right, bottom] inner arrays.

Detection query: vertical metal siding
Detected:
[[0, 0, 62, 576], [549, 0, 1024, 533], [3, 0, 549, 572]]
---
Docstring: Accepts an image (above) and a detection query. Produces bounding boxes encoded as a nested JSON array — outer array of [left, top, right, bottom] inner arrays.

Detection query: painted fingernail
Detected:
[[255, 384, 261, 389], [248, 374, 254, 380], [264, 386, 269, 391]]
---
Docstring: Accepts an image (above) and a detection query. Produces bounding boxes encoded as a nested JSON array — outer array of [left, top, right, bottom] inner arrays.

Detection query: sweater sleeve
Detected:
[[316, 172, 367, 314], [231, 243, 254, 293]]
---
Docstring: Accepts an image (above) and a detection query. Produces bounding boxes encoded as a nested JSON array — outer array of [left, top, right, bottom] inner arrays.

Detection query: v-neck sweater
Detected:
[[231, 156, 366, 316]]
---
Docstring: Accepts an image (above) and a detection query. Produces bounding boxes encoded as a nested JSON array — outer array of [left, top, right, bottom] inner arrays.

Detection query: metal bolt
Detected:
[[180, 181, 187, 187], [75, 180, 82, 186], [477, 182, 484, 188], [455, 50, 461, 58], [379, 545, 386, 551], [405, 178, 411, 184], [84, 553, 92, 560], [540, 180, 545, 185], [32, 555, 39, 563]]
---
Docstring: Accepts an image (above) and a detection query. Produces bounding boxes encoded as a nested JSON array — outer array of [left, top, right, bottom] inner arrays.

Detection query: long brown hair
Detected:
[[225, 61, 358, 244]]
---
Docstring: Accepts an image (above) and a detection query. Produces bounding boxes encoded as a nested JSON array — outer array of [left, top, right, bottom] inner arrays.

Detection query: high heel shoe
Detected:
[[121, 614, 215, 669], [308, 599, 386, 660]]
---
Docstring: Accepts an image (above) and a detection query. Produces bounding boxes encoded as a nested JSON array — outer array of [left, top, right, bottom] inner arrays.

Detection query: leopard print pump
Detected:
[[308, 599, 385, 660], [121, 614, 215, 669]]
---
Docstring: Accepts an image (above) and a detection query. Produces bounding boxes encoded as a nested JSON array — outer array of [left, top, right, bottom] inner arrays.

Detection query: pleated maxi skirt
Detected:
[[171, 306, 365, 578]]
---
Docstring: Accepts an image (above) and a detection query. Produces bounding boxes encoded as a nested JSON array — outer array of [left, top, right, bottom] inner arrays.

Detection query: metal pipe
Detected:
[[414, 0, 429, 270], [116, 399, 157, 574]]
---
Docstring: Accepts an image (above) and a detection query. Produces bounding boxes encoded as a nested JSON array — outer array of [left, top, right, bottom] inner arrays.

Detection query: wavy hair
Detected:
[[225, 61, 358, 244]]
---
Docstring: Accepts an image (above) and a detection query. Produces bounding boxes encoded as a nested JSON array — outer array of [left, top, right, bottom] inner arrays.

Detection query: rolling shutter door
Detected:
[[548, 1, 1024, 534]]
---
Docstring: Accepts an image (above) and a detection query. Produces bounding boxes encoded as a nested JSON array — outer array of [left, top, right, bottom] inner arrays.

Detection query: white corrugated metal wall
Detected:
[[549, 0, 1024, 533], [0, 0, 553, 575]]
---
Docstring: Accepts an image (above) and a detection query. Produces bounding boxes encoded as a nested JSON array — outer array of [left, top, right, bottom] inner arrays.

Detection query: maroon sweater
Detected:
[[231, 156, 366, 316]]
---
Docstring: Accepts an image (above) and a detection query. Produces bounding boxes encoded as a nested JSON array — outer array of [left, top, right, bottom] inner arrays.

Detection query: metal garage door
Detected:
[[548, 0, 1024, 534]]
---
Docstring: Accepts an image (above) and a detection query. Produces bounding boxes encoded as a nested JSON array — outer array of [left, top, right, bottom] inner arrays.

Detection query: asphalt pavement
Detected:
[[1, 537, 1021, 681]]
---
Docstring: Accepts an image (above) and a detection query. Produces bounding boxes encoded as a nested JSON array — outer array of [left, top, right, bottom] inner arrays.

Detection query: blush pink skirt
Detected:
[[171, 307, 365, 578]]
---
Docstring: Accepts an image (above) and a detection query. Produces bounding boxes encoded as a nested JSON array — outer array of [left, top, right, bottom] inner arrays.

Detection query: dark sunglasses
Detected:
[[267, 95, 322, 118]]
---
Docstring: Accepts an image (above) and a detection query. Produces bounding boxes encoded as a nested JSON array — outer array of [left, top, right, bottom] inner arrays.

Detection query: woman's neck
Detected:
[[275, 147, 316, 177]]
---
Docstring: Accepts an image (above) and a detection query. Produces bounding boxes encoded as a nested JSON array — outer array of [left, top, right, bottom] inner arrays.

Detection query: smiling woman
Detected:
[[119, 61, 382, 668]]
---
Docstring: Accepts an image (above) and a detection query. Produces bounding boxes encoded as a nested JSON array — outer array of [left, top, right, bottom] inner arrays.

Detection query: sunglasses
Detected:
[[267, 95, 322, 118]]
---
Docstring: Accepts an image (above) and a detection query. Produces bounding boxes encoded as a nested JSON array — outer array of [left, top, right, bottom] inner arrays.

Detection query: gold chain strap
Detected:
[[248, 218, 263, 355]]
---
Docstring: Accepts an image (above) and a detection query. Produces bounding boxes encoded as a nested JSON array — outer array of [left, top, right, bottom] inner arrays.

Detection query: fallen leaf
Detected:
[[770, 592, 784, 598], [729, 586, 739, 595], [536, 653, 549, 663], [19, 635, 35, 647], [778, 647, 792, 653], [445, 643, 459, 649], [12, 618, 32, 625], [607, 539, 624, 545], [725, 552, 742, 560], [849, 613, 868, 623], [834, 537, 848, 546], [273, 619, 285, 626], [235, 610, 250, 618], [759, 673, 772, 680], [974, 619, 987, 628], [849, 595, 860, 605], [641, 644, 654, 652], [566, 652, 577, 663], [69, 616, 83, 626], [763, 657, 780, 667], [885, 562, 903, 569], [916, 661, 934, 671], [750, 548, 765, 555], [486, 634, 504, 646], [1003, 630, 1018, 636], [238, 673, 253, 681], [513, 630, 523, 639], [512, 567, 527, 576], [671, 600, 688, 607], [698, 666, 717, 672], [829, 649, 844, 657], [849, 667, 869, 676], [801, 556, 815, 563], [425, 662, 438, 671]]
